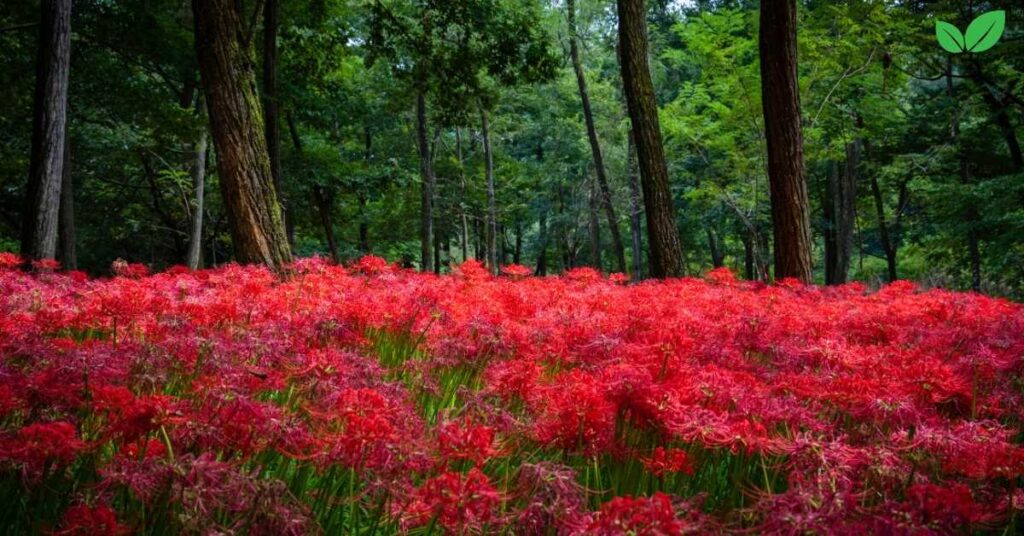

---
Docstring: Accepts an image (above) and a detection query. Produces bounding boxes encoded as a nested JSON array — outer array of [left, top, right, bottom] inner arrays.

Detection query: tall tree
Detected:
[[759, 0, 813, 282], [480, 102, 498, 273], [616, 0, 684, 278], [567, 0, 626, 273], [193, 0, 292, 269], [21, 0, 72, 263], [417, 91, 435, 272], [824, 140, 858, 285], [263, 0, 291, 244]]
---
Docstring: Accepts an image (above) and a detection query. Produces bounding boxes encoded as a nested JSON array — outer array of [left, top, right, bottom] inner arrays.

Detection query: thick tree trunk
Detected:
[[568, 0, 626, 273], [22, 0, 71, 263], [616, 0, 684, 278], [57, 140, 75, 270], [759, 0, 813, 282], [626, 130, 644, 279], [416, 91, 434, 272], [193, 0, 292, 269], [186, 123, 208, 270], [262, 0, 292, 246], [480, 102, 499, 274]]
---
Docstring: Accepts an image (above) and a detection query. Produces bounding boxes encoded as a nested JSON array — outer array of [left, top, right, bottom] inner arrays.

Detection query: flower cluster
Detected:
[[1, 254, 1023, 534]]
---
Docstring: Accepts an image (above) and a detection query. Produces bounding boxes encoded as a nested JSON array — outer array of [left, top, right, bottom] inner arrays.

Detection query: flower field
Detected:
[[1, 253, 1023, 535]]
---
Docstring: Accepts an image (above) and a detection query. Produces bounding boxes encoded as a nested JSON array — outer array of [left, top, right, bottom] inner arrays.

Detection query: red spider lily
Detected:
[[587, 493, 683, 535], [53, 504, 130, 535], [400, 468, 502, 534], [0, 421, 85, 478], [437, 419, 501, 466], [641, 447, 694, 477]]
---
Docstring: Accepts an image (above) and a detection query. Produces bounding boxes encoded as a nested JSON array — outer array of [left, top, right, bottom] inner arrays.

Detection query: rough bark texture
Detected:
[[480, 103, 499, 274], [616, 0, 684, 278], [263, 0, 291, 244], [626, 130, 644, 279], [416, 91, 434, 272], [759, 0, 813, 282], [568, 0, 626, 273], [193, 0, 292, 269], [22, 0, 72, 262], [57, 139, 75, 270], [186, 122, 208, 270]]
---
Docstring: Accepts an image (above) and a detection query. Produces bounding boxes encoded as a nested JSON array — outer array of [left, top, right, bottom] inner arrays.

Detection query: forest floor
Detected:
[[1, 253, 1022, 534]]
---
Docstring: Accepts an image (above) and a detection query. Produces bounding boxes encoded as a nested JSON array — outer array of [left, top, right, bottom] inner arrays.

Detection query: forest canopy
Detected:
[[1, 0, 1022, 296]]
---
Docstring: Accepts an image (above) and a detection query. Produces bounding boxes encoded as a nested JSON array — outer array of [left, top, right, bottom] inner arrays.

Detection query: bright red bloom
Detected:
[[54, 504, 130, 535], [641, 447, 694, 477], [588, 493, 683, 535], [438, 419, 500, 466], [401, 468, 501, 534], [1, 421, 85, 477]]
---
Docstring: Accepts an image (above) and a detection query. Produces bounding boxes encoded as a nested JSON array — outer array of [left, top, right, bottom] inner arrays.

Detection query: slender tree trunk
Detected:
[[947, 60, 981, 291], [57, 140, 75, 270], [416, 91, 434, 272], [705, 227, 724, 268], [456, 128, 470, 261], [616, 0, 684, 278], [193, 0, 291, 269], [588, 173, 603, 269], [263, 0, 291, 245], [759, 0, 813, 282], [536, 208, 548, 275], [22, 0, 71, 263], [868, 171, 897, 282], [626, 130, 644, 279], [824, 141, 857, 285], [312, 186, 339, 263], [568, 0, 626, 273], [186, 120, 208, 270], [359, 126, 372, 253], [480, 102, 499, 274], [513, 222, 523, 265]]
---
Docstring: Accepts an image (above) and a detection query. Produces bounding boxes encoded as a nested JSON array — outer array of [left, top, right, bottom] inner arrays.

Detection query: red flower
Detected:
[[641, 447, 694, 477], [1, 421, 85, 477], [588, 493, 683, 535], [54, 504, 130, 535], [401, 468, 501, 534], [438, 419, 500, 466]]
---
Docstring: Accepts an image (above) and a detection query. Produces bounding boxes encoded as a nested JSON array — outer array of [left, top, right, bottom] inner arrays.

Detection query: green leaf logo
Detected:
[[936, 11, 1006, 54], [936, 21, 965, 53]]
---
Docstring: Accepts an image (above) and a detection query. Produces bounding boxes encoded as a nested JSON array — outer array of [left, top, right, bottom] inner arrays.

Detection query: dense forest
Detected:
[[3, 0, 1023, 294], [4, 2, 1024, 534]]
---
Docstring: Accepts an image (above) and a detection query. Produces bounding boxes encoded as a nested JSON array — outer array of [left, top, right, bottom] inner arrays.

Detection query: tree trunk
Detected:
[[22, 0, 71, 263], [588, 173, 603, 269], [824, 141, 857, 285], [416, 91, 434, 272], [359, 126, 372, 253], [186, 120, 208, 270], [263, 0, 291, 245], [456, 128, 470, 261], [616, 0, 684, 278], [57, 139, 75, 270], [568, 0, 626, 273], [536, 208, 548, 276], [970, 64, 1023, 172], [759, 0, 813, 282], [480, 102, 499, 274], [193, 0, 291, 269], [312, 186, 339, 263], [626, 130, 644, 279], [947, 60, 981, 291], [705, 227, 724, 268]]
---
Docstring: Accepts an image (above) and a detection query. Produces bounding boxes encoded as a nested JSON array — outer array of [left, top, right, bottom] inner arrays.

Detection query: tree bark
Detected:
[[616, 0, 684, 278], [480, 102, 499, 274], [186, 118, 208, 270], [416, 91, 434, 272], [705, 227, 724, 268], [262, 0, 292, 245], [947, 60, 981, 291], [193, 0, 292, 269], [759, 0, 813, 282], [568, 0, 626, 273], [57, 139, 75, 270], [626, 130, 644, 279], [588, 173, 603, 269], [22, 0, 72, 263]]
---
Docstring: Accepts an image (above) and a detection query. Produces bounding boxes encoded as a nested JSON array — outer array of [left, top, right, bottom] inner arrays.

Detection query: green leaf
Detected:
[[964, 10, 1006, 53], [935, 21, 965, 54]]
